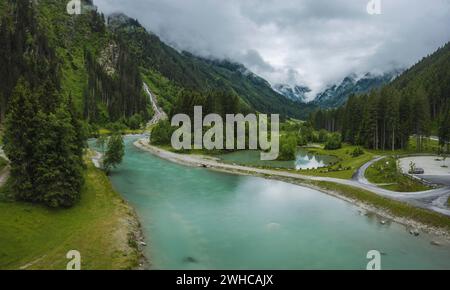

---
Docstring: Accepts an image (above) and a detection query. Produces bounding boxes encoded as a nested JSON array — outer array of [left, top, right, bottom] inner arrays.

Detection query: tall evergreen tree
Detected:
[[412, 86, 431, 151], [4, 80, 85, 207], [3, 79, 40, 201], [34, 106, 84, 207]]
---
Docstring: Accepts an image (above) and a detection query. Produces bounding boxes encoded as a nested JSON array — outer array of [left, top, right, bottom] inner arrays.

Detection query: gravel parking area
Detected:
[[399, 156, 450, 186]]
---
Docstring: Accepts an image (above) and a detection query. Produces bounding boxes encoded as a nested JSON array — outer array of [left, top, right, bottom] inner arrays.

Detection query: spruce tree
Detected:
[[34, 106, 84, 208], [3, 79, 41, 201], [439, 107, 450, 153]]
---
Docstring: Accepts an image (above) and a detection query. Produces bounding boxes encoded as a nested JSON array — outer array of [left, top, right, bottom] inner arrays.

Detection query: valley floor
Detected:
[[0, 158, 146, 270]]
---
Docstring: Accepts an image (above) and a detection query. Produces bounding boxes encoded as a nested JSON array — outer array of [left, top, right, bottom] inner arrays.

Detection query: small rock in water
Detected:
[[430, 241, 441, 246], [183, 257, 199, 264], [139, 241, 147, 247], [409, 229, 420, 236], [380, 220, 386, 225]]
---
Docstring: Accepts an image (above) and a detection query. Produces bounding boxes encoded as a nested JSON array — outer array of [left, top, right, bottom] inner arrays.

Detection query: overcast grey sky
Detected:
[[95, 0, 450, 98]]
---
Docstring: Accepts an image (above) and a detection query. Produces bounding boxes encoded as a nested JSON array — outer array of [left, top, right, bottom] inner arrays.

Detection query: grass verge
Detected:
[[0, 159, 143, 270]]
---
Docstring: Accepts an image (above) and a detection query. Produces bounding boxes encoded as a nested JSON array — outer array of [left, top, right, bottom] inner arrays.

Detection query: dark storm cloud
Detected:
[[95, 0, 450, 99]]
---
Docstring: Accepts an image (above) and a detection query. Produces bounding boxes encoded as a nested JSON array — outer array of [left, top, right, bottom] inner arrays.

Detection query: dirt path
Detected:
[[0, 148, 10, 187], [91, 150, 103, 169]]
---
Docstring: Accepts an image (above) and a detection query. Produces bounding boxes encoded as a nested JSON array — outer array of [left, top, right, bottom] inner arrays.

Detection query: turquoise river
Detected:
[[92, 136, 450, 270]]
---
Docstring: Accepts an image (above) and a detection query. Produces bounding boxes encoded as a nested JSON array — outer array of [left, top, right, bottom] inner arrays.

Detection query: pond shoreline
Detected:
[[218, 148, 337, 170], [134, 138, 450, 243]]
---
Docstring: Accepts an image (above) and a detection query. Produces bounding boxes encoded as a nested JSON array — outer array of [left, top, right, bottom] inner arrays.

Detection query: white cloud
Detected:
[[95, 0, 450, 99]]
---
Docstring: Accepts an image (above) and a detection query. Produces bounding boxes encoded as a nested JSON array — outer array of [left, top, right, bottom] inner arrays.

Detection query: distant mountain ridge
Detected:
[[311, 70, 403, 108], [272, 84, 311, 103]]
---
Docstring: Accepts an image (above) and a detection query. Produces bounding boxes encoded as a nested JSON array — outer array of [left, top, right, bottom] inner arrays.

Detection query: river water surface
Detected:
[[92, 137, 450, 269]]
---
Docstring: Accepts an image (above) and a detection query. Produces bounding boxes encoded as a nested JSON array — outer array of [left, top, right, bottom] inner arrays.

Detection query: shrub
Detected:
[[324, 133, 342, 150], [128, 114, 144, 130], [277, 134, 298, 161], [151, 120, 175, 145], [318, 129, 329, 143], [351, 147, 364, 157]]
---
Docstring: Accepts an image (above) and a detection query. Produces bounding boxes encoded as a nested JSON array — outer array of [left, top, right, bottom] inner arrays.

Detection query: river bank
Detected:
[[86, 149, 149, 269], [134, 138, 450, 243]]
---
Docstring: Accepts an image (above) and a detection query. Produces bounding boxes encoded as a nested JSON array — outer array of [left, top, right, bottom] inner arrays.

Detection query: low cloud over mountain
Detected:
[[96, 0, 450, 99]]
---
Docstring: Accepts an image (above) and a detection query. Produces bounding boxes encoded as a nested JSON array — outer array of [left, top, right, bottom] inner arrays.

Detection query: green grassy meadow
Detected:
[[0, 159, 142, 270]]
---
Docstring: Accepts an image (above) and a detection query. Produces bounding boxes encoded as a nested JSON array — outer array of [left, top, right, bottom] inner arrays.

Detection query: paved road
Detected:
[[420, 175, 450, 186], [143, 82, 168, 127], [136, 139, 450, 216]]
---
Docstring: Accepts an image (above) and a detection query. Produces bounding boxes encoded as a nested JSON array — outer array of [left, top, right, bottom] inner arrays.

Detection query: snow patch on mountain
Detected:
[[272, 84, 311, 103]]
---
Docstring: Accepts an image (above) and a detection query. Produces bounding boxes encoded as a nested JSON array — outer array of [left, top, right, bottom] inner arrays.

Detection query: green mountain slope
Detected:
[[390, 42, 450, 120], [0, 0, 150, 126]]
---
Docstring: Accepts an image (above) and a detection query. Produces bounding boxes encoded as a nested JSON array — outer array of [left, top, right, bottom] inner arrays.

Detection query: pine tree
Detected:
[[412, 86, 431, 151], [398, 94, 412, 149], [385, 88, 400, 151], [3, 79, 41, 201], [34, 106, 84, 207], [4, 80, 85, 207]]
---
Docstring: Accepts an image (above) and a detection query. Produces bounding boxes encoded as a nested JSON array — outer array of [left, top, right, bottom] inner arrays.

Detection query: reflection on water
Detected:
[[219, 149, 337, 170]]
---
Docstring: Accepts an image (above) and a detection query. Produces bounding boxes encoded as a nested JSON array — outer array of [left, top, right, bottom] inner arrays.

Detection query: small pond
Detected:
[[219, 149, 338, 170]]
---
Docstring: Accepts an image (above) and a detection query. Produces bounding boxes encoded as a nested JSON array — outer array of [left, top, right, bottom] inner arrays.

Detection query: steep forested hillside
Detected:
[[0, 0, 150, 127], [39, 0, 150, 125], [0, 0, 85, 207], [310, 42, 450, 151], [391, 42, 450, 120]]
